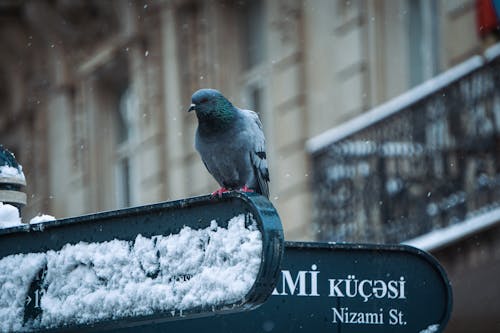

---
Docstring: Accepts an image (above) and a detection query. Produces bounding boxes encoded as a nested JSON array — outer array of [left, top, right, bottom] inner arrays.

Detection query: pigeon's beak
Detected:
[[188, 103, 196, 112]]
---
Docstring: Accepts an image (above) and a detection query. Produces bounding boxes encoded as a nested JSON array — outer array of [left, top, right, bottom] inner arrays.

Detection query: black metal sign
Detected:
[[111, 242, 452, 333], [0, 193, 284, 332]]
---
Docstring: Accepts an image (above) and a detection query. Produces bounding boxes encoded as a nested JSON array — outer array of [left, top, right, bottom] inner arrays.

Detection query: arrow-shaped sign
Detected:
[[109, 242, 453, 333]]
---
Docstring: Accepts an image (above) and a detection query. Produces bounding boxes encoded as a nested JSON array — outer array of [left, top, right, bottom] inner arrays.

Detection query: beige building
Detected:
[[0, 0, 482, 239], [2, 1, 500, 332]]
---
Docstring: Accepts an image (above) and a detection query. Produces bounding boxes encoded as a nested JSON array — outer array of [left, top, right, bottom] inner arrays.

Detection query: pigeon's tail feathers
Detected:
[[250, 150, 270, 198], [243, 108, 270, 198]]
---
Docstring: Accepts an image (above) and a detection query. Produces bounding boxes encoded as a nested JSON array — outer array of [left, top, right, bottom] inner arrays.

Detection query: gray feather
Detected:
[[190, 89, 270, 198]]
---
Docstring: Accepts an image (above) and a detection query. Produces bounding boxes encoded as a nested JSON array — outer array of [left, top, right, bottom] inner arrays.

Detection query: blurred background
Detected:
[[1, 0, 500, 331]]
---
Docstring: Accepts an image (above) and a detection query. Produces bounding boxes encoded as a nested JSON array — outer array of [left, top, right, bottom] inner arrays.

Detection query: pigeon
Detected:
[[188, 88, 270, 198]]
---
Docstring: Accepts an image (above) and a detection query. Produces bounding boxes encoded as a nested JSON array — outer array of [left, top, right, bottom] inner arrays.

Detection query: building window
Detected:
[[177, 2, 206, 103], [239, 0, 267, 121], [408, 0, 441, 87], [241, 0, 265, 69], [114, 87, 138, 208]]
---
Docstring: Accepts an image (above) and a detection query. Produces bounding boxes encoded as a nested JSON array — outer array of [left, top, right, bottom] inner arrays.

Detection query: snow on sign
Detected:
[[0, 193, 284, 332], [113, 243, 452, 333]]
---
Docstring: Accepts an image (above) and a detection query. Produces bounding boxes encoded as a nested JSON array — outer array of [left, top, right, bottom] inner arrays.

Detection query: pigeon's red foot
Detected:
[[238, 185, 254, 193], [211, 187, 229, 197]]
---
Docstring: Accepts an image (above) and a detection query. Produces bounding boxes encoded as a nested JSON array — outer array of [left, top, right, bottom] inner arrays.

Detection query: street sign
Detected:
[[111, 241, 452, 333], [0, 193, 284, 332]]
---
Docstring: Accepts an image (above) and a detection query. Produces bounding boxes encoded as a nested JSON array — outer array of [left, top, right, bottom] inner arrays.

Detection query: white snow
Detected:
[[0, 202, 21, 228], [0, 214, 262, 331], [29, 214, 56, 224], [0, 165, 26, 183], [0, 203, 56, 228], [0, 253, 46, 331], [0, 161, 28, 229], [419, 323, 440, 333]]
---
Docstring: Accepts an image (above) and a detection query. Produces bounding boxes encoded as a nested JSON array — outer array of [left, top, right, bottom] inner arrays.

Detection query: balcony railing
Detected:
[[307, 43, 500, 244]]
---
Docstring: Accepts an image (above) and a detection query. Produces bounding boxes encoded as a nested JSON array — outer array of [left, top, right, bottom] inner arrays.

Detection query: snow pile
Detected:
[[0, 214, 262, 331], [0, 202, 21, 228], [0, 165, 25, 183], [29, 214, 56, 224], [419, 324, 440, 333], [0, 159, 27, 229], [0, 203, 56, 228]]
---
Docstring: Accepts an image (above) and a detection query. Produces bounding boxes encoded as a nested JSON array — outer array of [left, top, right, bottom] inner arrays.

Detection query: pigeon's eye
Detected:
[[199, 98, 209, 104]]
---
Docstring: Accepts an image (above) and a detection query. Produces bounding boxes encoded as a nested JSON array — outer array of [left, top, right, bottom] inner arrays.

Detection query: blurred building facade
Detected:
[[0, 0, 484, 239], [2, 0, 500, 332]]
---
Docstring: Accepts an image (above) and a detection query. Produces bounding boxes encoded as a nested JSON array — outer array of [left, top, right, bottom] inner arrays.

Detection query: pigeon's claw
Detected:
[[238, 185, 254, 193], [211, 187, 229, 198]]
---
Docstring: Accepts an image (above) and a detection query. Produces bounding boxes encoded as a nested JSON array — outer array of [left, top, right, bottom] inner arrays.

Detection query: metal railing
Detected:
[[307, 44, 500, 243]]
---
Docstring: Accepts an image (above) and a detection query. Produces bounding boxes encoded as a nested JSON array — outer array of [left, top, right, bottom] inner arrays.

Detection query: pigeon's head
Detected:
[[188, 89, 234, 120]]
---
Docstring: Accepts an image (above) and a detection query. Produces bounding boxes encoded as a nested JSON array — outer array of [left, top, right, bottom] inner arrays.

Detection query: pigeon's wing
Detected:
[[242, 109, 270, 198]]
